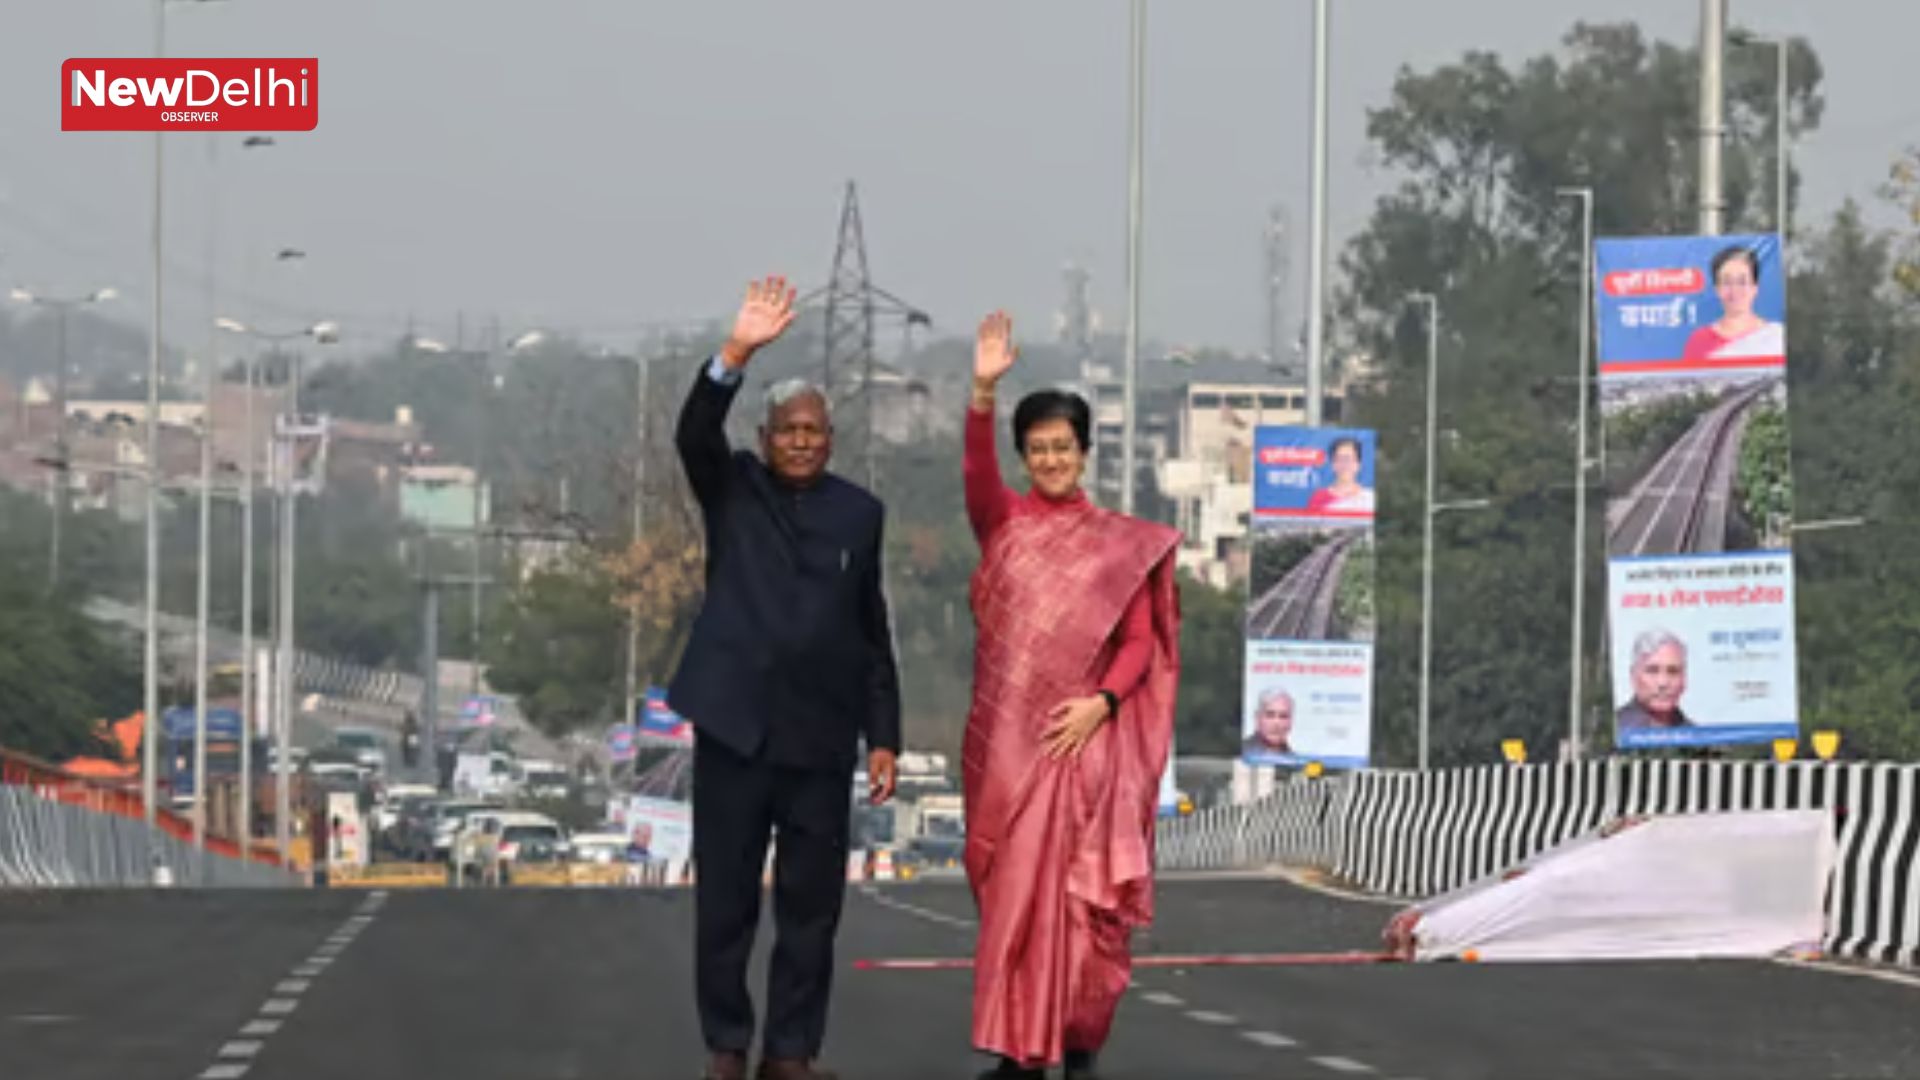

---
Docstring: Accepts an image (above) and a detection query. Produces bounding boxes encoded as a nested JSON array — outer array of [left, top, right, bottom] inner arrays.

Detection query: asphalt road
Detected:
[[3, 878, 1918, 1080]]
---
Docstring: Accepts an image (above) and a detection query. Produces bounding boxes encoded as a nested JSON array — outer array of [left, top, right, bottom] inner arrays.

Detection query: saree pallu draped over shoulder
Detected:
[[963, 497, 1180, 1068]]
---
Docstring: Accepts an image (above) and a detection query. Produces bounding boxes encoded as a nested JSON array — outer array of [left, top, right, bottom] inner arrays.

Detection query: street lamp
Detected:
[[145, 0, 232, 828], [9, 286, 117, 590], [218, 316, 339, 867], [410, 329, 543, 706], [1730, 30, 1790, 238], [1304, 0, 1331, 426], [1556, 186, 1595, 763]]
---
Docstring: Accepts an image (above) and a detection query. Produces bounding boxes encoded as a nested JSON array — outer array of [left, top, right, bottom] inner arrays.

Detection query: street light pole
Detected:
[[1557, 186, 1595, 763], [1698, 0, 1726, 236], [1121, 0, 1145, 514], [9, 287, 116, 592], [1305, 0, 1331, 426], [1412, 292, 1438, 772], [625, 350, 650, 727], [1774, 38, 1788, 237], [191, 134, 220, 854], [220, 318, 336, 866], [144, 0, 167, 826]]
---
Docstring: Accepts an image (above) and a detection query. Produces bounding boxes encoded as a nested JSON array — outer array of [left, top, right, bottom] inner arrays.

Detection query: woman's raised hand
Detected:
[[974, 310, 1018, 385]]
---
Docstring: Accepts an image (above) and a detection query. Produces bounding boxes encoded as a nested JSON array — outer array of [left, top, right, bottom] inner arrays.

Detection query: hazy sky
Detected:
[[2, 1, 1913, 360]]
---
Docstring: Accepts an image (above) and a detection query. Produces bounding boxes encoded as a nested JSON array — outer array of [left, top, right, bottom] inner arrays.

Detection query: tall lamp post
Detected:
[[409, 330, 542, 740], [1556, 186, 1595, 762], [8, 286, 117, 591], [217, 316, 338, 867], [1409, 292, 1489, 770]]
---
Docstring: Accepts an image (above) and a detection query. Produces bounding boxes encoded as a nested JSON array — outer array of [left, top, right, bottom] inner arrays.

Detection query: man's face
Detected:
[[761, 393, 832, 486], [1257, 695, 1294, 746], [1631, 643, 1687, 716], [632, 823, 653, 849]]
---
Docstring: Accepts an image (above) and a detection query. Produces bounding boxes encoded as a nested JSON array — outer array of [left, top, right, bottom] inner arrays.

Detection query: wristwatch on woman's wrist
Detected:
[[1097, 689, 1119, 718]]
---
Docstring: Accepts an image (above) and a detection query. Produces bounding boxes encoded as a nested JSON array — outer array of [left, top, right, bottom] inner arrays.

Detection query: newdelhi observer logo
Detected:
[[61, 58, 318, 132]]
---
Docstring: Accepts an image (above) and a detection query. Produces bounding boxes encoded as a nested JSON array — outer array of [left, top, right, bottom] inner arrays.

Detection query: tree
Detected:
[[482, 553, 625, 739], [1336, 22, 1828, 765], [1175, 573, 1246, 757], [0, 567, 138, 761]]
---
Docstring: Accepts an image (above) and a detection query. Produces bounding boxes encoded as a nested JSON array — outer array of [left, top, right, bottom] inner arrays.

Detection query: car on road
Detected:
[[333, 726, 388, 776], [451, 810, 568, 885]]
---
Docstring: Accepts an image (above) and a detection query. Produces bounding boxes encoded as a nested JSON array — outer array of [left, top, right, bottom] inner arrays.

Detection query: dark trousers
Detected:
[[694, 734, 853, 1061]]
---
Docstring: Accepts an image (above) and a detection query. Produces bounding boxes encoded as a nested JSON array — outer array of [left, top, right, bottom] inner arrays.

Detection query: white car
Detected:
[[332, 727, 388, 776], [451, 810, 568, 885], [510, 759, 571, 802], [373, 783, 437, 835], [568, 829, 629, 865]]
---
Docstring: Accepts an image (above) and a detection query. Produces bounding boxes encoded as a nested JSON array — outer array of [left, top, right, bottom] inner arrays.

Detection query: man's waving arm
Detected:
[[675, 275, 799, 507]]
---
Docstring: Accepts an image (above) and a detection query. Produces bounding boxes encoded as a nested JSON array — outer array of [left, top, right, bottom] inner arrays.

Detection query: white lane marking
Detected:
[[259, 998, 299, 1017], [1311, 1056, 1375, 1074], [857, 886, 977, 930], [1185, 1009, 1237, 1025], [292, 966, 325, 978], [274, 980, 310, 995], [1138, 991, 1185, 1007], [239, 1020, 281, 1037], [1243, 1031, 1299, 1049], [303, 956, 335, 968], [218, 1041, 264, 1058], [7, 1014, 75, 1024], [199, 1066, 249, 1079]]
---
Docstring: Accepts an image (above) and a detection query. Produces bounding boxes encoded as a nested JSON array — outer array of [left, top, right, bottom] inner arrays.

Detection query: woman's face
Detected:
[[1022, 417, 1086, 500], [1715, 256, 1758, 319], [1331, 443, 1362, 485]]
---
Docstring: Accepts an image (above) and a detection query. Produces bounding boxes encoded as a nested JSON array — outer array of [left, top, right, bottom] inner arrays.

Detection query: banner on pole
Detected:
[[1242, 426, 1377, 769], [1596, 234, 1799, 749]]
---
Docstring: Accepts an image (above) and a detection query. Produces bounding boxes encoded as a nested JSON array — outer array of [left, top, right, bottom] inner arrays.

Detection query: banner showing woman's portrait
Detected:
[[1595, 233, 1800, 752]]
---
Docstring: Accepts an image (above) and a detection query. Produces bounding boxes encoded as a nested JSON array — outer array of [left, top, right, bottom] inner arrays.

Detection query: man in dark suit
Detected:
[[671, 276, 901, 1080]]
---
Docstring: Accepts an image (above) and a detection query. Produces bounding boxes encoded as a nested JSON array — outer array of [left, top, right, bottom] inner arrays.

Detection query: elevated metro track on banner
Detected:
[[3, 878, 1916, 1079], [1247, 530, 1357, 641], [1608, 379, 1774, 558]]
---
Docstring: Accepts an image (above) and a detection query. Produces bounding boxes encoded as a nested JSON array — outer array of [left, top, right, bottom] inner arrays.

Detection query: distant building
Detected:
[[1159, 380, 1326, 588]]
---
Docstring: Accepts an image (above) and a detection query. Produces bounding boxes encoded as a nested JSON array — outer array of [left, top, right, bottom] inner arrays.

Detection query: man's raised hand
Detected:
[[721, 276, 799, 369], [974, 310, 1017, 385]]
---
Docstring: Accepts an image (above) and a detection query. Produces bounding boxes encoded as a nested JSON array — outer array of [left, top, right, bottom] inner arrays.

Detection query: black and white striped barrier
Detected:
[[1158, 760, 1920, 968]]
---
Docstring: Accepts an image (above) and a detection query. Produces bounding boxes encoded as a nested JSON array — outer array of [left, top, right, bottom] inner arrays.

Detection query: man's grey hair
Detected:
[[1631, 629, 1687, 668], [1258, 686, 1294, 710], [764, 378, 830, 422]]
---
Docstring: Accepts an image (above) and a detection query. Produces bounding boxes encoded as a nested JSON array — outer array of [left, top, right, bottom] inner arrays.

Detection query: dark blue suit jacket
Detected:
[[667, 364, 902, 772]]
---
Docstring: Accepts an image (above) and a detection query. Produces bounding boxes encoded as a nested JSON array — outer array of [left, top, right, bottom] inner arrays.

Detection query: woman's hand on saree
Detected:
[[1041, 695, 1110, 758]]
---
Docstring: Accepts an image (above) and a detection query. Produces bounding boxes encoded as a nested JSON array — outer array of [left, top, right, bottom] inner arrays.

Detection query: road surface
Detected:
[[5, 877, 1918, 1079]]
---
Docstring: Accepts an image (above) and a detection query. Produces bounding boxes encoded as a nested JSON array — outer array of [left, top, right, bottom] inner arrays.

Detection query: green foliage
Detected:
[[0, 566, 139, 761], [483, 554, 624, 739], [1735, 406, 1793, 543], [1174, 573, 1246, 757], [1333, 538, 1377, 641]]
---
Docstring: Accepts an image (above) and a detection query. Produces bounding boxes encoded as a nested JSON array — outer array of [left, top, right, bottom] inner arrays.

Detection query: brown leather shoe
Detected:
[[704, 1050, 748, 1080], [756, 1059, 839, 1080]]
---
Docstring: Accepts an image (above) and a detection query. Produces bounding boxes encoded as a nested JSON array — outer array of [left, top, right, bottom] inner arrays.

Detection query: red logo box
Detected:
[[62, 58, 318, 131]]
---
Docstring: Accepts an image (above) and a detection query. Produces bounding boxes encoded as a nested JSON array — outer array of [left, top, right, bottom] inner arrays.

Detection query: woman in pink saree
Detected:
[[962, 312, 1181, 1080]]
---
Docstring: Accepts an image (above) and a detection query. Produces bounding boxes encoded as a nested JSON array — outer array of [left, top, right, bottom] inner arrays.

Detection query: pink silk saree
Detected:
[[963, 498, 1181, 1067]]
